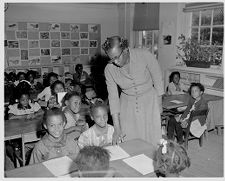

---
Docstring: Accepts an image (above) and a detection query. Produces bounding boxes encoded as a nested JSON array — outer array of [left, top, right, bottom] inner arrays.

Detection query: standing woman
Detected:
[[102, 36, 164, 146]]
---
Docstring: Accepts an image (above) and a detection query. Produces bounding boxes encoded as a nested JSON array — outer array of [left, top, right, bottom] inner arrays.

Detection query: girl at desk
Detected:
[[78, 101, 114, 149], [155, 139, 190, 177], [8, 82, 43, 120], [167, 83, 208, 144], [63, 91, 89, 135], [47, 80, 65, 109], [29, 108, 80, 164], [168, 71, 186, 95]]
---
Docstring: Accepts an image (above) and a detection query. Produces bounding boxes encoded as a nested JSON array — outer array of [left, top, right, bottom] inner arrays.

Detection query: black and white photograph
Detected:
[[3, 2, 224, 179]]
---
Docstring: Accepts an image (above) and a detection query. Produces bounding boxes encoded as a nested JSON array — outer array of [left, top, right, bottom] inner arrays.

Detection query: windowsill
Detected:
[[172, 65, 223, 76]]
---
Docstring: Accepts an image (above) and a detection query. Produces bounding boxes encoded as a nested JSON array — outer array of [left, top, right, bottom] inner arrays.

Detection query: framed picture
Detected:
[[40, 32, 50, 39], [21, 50, 28, 60], [80, 48, 89, 55], [16, 31, 27, 39], [71, 40, 79, 47], [62, 48, 71, 55], [70, 24, 80, 32], [41, 49, 50, 56], [50, 23, 60, 31], [80, 32, 89, 40], [8, 41, 19, 48], [8, 57, 21, 66], [27, 22, 39, 31], [51, 55, 62, 64], [88, 24, 98, 33], [29, 40, 39, 48], [29, 56, 40, 65], [51, 40, 60, 47], [89, 40, 98, 48], [61, 32, 70, 39]]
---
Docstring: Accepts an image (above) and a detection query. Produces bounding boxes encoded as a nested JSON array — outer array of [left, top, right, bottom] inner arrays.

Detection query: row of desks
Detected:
[[5, 139, 156, 177]]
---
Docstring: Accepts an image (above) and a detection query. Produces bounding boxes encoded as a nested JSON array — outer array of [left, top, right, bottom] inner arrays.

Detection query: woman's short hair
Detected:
[[102, 36, 129, 53], [75, 146, 110, 177], [43, 108, 66, 126], [169, 71, 180, 83], [155, 140, 190, 176]]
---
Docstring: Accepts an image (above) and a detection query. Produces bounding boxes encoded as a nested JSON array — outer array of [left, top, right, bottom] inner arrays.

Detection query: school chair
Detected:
[[183, 109, 209, 149]]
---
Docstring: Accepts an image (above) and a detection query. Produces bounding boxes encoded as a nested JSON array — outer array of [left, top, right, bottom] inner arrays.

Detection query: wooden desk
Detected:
[[5, 139, 156, 177], [162, 93, 223, 109]]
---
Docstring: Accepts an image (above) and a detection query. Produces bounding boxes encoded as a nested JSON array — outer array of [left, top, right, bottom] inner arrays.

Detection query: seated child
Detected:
[[29, 108, 80, 164], [168, 71, 186, 95], [37, 72, 58, 102], [14, 71, 26, 86], [8, 90, 43, 120], [155, 139, 190, 177], [167, 83, 208, 144], [63, 91, 89, 134], [26, 70, 43, 91], [48, 80, 65, 109], [75, 146, 115, 177], [78, 101, 114, 149]]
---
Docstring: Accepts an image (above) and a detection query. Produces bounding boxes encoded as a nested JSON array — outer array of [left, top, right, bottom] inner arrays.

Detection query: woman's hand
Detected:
[[112, 130, 122, 145]]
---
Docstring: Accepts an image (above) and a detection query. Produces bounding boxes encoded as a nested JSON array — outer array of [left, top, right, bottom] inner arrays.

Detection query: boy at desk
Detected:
[[167, 83, 208, 145], [75, 146, 115, 177], [29, 108, 79, 164]]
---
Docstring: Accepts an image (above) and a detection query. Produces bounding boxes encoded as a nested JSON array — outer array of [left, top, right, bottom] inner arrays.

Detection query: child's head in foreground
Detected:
[[75, 145, 112, 177], [155, 139, 190, 177], [43, 108, 66, 140]]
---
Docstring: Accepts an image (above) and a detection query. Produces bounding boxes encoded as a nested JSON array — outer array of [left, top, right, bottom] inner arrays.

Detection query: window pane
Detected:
[[211, 47, 223, 65], [200, 27, 210, 45], [212, 27, 224, 45], [192, 11, 199, 26], [213, 8, 224, 25], [201, 9, 212, 26], [191, 28, 198, 41], [153, 31, 159, 59]]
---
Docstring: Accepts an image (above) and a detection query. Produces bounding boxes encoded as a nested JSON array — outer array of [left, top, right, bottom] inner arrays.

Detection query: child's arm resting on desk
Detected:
[[8, 113, 27, 120]]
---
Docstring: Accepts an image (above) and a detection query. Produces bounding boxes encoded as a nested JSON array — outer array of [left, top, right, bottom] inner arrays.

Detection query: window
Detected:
[[191, 7, 223, 65], [134, 30, 159, 59]]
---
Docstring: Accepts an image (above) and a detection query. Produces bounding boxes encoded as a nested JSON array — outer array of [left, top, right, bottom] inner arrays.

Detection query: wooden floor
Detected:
[[181, 129, 224, 177]]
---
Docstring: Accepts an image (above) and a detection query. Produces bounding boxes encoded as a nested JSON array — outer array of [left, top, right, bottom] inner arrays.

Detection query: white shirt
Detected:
[[37, 86, 51, 102]]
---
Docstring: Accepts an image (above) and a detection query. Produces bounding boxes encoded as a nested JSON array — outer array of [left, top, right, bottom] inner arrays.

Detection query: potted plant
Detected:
[[176, 34, 222, 68]]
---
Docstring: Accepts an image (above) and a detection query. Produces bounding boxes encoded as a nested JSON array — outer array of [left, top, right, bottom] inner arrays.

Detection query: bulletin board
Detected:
[[5, 21, 101, 75]]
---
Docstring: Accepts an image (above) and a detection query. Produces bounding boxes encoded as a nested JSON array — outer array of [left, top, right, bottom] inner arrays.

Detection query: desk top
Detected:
[[5, 139, 156, 178], [162, 93, 223, 109]]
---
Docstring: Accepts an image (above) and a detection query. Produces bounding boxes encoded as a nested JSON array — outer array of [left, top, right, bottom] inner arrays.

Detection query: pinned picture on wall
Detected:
[[5, 22, 18, 30], [40, 32, 50, 39], [27, 22, 39, 31], [41, 49, 50, 56], [8, 57, 21, 66], [21, 50, 28, 60], [71, 40, 79, 47], [29, 56, 41, 65], [80, 32, 89, 40], [71, 56, 80, 63], [50, 23, 60, 31], [8, 41, 19, 48], [51, 55, 62, 64], [41, 67, 49, 76], [51, 40, 60, 47], [89, 40, 98, 48], [29, 40, 39, 48], [16, 31, 27, 39], [62, 48, 71, 55], [163, 35, 172, 45], [80, 48, 89, 55], [70, 24, 80, 32], [61, 32, 70, 39], [88, 24, 98, 33]]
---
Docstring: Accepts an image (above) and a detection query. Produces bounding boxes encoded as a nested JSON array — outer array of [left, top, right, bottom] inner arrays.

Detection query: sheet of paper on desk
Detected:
[[123, 154, 154, 175], [170, 100, 183, 104], [43, 156, 76, 177], [105, 145, 130, 161], [57, 92, 67, 106]]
